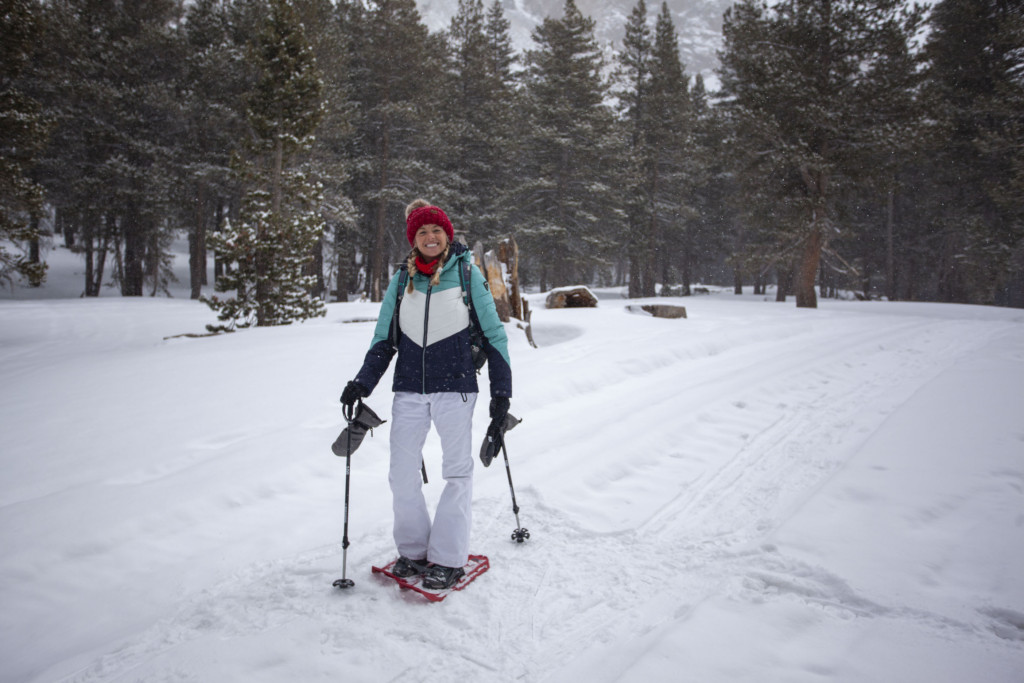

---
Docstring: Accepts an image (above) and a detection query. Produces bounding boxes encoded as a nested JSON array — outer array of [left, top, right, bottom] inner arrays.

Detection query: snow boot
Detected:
[[392, 556, 429, 578], [422, 564, 465, 590]]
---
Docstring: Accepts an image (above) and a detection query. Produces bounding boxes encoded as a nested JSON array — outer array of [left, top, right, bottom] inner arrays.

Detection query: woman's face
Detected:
[[415, 224, 448, 260]]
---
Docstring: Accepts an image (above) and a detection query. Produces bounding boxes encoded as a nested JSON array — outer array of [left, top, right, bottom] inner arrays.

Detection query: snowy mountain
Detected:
[[417, 0, 734, 87]]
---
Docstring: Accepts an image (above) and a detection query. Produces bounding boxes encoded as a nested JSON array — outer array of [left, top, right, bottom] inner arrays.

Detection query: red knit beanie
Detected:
[[406, 205, 454, 246]]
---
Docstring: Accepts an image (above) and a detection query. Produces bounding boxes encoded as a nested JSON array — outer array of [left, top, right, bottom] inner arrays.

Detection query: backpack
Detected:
[[389, 260, 488, 373]]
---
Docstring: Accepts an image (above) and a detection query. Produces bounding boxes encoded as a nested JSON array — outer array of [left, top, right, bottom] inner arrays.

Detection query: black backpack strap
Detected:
[[390, 266, 409, 350], [460, 258, 490, 372], [459, 259, 484, 331]]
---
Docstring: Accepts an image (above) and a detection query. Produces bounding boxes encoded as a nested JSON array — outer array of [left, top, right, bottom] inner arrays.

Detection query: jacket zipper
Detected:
[[421, 283, 432, 394]]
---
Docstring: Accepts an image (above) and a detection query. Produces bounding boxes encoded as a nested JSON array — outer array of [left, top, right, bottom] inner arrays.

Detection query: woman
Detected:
[[340, 199, 512, 589]]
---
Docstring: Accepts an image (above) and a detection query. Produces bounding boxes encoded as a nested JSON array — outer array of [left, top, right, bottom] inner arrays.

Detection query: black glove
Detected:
[[332, 401, 386, 457], [340, 381, 368, 408], [486, 397, 510, 445], [489, 396, 510, 422], [485, 420, 503, 446], [479, 404, 520, 468]]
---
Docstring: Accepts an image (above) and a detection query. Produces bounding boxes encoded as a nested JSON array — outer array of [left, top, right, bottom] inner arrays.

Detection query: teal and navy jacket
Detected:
[[354, 242, 512, 399]]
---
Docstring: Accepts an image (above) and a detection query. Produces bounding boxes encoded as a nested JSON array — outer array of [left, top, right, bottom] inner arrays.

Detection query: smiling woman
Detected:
[[340, 198, 514, 591]]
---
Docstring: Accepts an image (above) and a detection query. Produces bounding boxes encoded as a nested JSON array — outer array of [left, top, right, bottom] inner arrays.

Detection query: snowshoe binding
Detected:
[[392, 556, 429, 578], [422, 564, 466, 590]]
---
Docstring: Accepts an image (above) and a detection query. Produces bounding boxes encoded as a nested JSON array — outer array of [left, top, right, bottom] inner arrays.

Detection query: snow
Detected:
[[2, 250, 1024, 682]]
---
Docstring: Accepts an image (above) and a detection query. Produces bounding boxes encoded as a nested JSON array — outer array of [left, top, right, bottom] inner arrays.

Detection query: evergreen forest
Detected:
[[2, 0, 1022, 322]]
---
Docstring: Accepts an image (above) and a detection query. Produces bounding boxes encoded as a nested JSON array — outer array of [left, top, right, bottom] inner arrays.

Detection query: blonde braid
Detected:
[[431, 245, 450, 286], [405, 251, 417, 293]]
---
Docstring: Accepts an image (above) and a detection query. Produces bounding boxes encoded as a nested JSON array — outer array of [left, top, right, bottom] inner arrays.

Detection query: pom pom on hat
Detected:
[[405, 199, 454, 246]]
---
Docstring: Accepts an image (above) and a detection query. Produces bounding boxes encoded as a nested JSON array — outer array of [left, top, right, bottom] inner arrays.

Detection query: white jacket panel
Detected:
[[399, 286, 469, 348]]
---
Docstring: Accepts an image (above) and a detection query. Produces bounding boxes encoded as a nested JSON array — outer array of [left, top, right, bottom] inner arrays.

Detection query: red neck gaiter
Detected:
[[415, 255, 439, 276]]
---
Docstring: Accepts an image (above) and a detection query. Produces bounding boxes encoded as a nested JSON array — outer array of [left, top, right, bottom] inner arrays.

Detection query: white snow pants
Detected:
[[389, 391, 477, 568]]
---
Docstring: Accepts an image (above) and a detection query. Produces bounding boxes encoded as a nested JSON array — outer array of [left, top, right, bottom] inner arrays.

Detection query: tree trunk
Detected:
[[629, 250, 643, 298], [214, 201, 226, 281], [333, 222, 349, 302], [257, 137, 285, 325], [190, 182, 208, 300], [885, 187, 896, 301], [795, 158, 828, 308], [148, 223, 161, 297], [28, 216, 41, 287], [795, 225, 822, 308], [732, 215, 745, 294], [776, 263, 792, 302], [96, 218, 111, 296], [310, 235, 324, 299], [84, 212, 109, 297], [644, 165, 661, 298], [819, 256, 832, 299], [122, 204, 145, 296], [372, 201, 388, 303], [83, 213, 96, 297], [58, 208, 74, 249], [681, 226, 692, 296], [371, 120, 391, 303]]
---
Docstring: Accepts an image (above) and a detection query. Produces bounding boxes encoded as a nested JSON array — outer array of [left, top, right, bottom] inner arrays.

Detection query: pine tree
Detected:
[[687, 73, 736, 292], [514, 0, 620, 288], [484, 0, 516, 86], [617, 0, 656, 297], [178, 0, 253, 300], [203, 0, 326, 329], [27, 0, 186, 297], [616, 1, 698, 297], [649, 3, 699, 294], [343, 0, 446, 301], [97, 0, 185, 297], [919, 0, 1024, 305], [443, 0, 520, 243], [718, 0, 925, 307], [832, 5, 924, 303], [1, 0, 49, 287], [292, 0, 358, 302], [26, 0, 114, 296], [478, 0, 521, 242], [442, 0, 491, 228]]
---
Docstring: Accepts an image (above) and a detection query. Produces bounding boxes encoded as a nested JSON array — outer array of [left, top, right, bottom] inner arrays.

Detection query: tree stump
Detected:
[[497, 238, 522, 320], [471, 236, 534, 344], [545, 286, 599, 309], [481, 250, 512, 322]]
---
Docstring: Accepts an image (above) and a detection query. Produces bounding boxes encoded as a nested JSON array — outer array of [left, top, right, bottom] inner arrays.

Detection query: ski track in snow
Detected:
[[2, 294, 1021, 682], [498, 313, 1010, 681]]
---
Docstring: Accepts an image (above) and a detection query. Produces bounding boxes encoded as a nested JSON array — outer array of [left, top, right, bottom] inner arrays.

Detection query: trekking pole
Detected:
[[333, 402, 356, 589], [500, 435, 530, 543]]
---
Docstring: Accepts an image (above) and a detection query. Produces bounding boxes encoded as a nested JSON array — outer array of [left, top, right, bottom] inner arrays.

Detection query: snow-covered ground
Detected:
[[2, 247, 1023, 682]]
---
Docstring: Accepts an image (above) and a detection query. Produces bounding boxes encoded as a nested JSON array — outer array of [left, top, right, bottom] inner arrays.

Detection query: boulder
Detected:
[[626, 304, 687, 319]]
